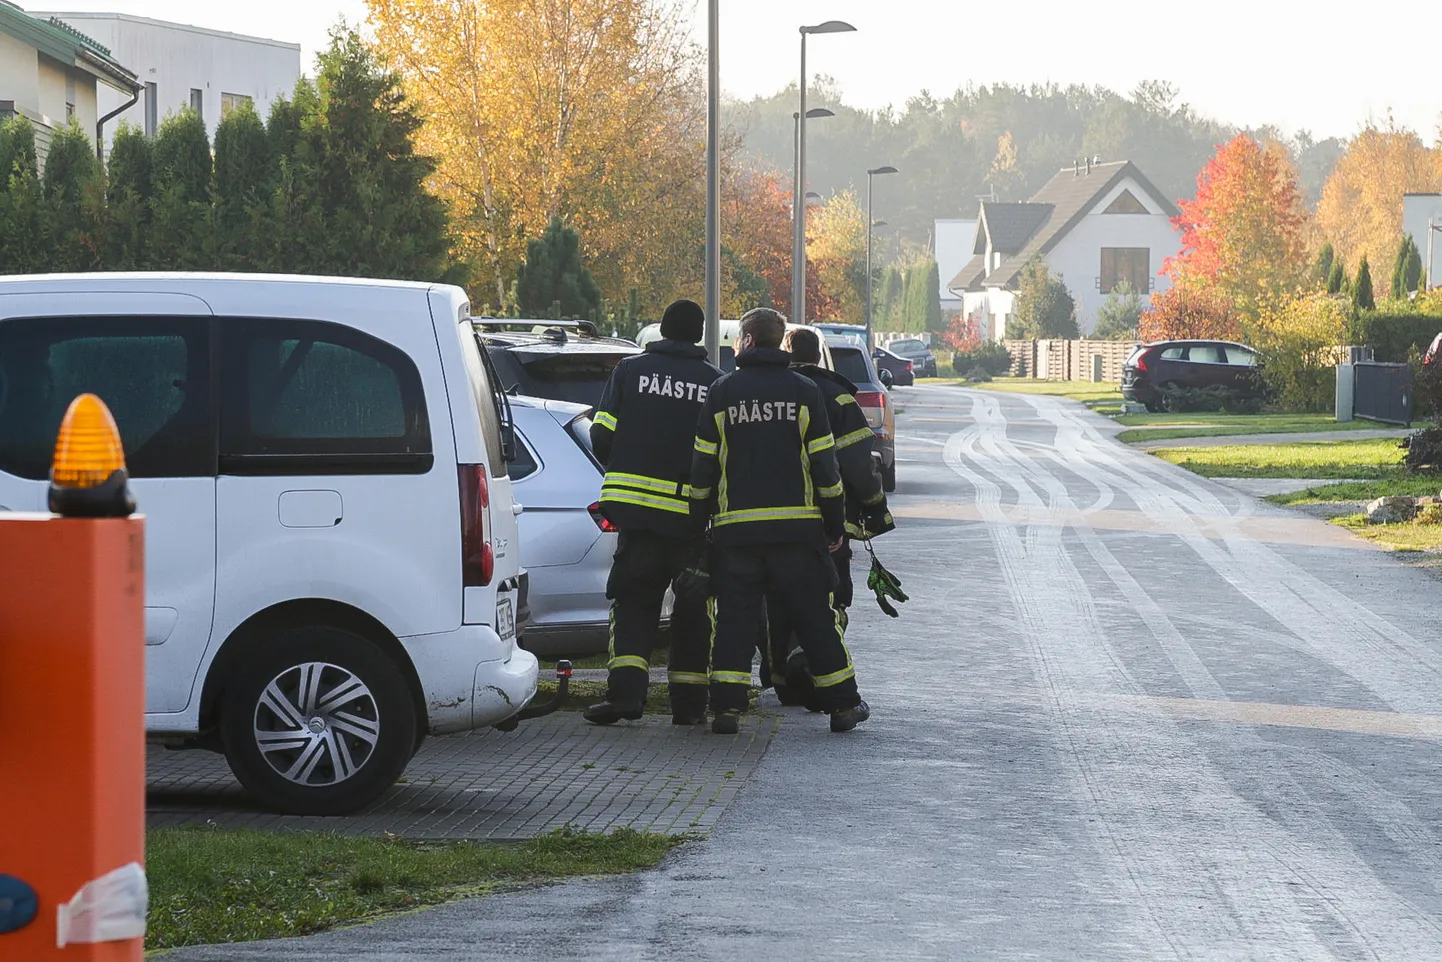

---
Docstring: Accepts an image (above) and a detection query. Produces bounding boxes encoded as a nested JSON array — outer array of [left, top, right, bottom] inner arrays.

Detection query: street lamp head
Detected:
[[806, 107, 835, 119], [868, 165, 899, 176], [802, 20, 857, 34]]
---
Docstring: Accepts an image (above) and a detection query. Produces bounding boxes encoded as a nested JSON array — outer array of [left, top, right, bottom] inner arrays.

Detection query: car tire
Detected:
[[219, 626, 418, 816], [881, 460, 897, 493]]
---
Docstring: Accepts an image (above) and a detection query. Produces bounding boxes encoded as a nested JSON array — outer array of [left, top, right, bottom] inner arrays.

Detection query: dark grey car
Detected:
[[886, 338, 938, 378]]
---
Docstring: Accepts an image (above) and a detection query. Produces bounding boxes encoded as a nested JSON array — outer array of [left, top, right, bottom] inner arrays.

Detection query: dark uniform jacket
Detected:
[[689, 347, 845, 546], [792, 363, 895, 540], [591, 339, 723, 538]]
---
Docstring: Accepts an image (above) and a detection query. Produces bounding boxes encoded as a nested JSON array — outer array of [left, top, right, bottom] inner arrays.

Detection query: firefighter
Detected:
[[689, 308, 870, 735], [584, 299, 723, 727], [766, 326, 894, 706]]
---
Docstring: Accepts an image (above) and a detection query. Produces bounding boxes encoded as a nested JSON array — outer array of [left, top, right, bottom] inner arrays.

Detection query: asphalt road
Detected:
[[168, 385, 1442, 961]]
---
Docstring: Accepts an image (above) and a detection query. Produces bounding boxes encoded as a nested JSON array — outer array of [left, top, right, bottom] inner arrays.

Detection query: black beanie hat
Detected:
[[660, 299, 705, 343]]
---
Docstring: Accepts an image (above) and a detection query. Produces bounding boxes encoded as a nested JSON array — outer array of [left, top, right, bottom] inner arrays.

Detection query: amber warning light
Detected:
[[47, 393, 136, 518]]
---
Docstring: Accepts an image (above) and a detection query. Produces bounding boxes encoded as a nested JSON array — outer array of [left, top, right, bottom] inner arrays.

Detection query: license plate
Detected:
[[496, 598, 515, 640]]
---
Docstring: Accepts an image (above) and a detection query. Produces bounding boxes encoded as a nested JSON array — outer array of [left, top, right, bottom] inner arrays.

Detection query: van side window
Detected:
[[0, 317, 213, 480], [219, 319, 432, 476]]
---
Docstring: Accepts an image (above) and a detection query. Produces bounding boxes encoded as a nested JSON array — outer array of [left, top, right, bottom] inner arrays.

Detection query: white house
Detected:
[[1402, 193, 1442, 290], [933, 218, 977, 316], [36, 11, 300, 150], [0, 0, 137, 164], [948, 160, 1183, 339]]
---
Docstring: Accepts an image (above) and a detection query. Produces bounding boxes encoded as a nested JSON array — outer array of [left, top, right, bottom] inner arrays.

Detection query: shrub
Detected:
[[1417, 354, 1442, 422], [1354, 308, 1442, 362], [1138, 284, 1242, 342], [1159, 383, 1261, 414], [1404, 428, 1442, 472], [1246, 292, 1351, 412], [951, 340, 1012, 377]]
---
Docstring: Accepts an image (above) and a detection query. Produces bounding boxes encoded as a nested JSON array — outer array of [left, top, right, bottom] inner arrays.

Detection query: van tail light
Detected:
[[855, 390, 886, 430], [458, 464, 494, 586], [588, 502, 618, 532]]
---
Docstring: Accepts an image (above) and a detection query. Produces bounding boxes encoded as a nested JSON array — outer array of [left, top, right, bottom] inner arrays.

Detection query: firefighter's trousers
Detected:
[[605, 529, 713, 715]]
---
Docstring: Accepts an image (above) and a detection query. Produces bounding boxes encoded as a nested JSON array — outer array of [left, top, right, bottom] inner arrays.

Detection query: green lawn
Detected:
[[147, 826, 683, 951], [1333, 514, 1442, 552], [1116, 412, 1379, 444], [1152, 437, 1412, 479], [967, 379, 1124, 414], [1267, 477, 1442, 505]]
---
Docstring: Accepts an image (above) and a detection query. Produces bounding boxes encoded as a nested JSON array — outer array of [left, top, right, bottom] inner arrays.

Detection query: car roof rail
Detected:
[[473, 318, 600, 338]]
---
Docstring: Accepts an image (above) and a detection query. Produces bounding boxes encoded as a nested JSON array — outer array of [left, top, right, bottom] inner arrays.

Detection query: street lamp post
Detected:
[[793, 109, 833, 237], [703, 0, 721, 365], [792, 20, 855, 324], [865, 165, 898, 349]]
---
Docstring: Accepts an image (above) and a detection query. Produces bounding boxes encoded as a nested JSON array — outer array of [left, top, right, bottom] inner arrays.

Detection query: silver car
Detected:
[[509, 396, 625, 656]]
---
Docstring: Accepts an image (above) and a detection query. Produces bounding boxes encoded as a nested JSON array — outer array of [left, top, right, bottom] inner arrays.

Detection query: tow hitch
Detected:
[[493, 660, 571, 731]]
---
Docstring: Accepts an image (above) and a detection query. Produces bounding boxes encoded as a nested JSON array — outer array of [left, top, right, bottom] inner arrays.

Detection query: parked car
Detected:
[[825, 337, 897, 492], [1122, 340, 1264, 412], [477, 319, 640, 408], [0, 273, 544, 815], [508, 396, 630, 656], [872, 345, 915, 386], [886, 338, 938, 378], [636, 319, 835, 373]]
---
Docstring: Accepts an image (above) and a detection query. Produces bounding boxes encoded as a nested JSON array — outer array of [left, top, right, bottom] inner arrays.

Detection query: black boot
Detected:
[[829, 700, 871, 733], [583, 700, 644, 725], [711, 711, 740, 735]]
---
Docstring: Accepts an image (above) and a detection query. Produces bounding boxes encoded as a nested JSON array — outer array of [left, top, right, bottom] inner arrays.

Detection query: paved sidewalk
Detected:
[[1135, 428, 1410, 449], [1209, 477, 1373, 497], [147, 712, 775, 840]]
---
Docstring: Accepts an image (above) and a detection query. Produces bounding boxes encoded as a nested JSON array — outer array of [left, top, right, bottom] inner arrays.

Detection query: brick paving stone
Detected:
[[146, 711, 776, 840]]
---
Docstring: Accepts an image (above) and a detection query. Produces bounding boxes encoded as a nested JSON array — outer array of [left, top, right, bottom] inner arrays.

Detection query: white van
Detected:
[[635, 319, 835, 373], [0, 273, 539, 815]]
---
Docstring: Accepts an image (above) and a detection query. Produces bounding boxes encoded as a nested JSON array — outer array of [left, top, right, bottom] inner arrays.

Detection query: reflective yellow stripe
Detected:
[[862, 489, 885, 506], [609, 654, 649, 671], [813, 665, 855, 688], [715, 506, 821, 526], [688, 486, 712, 499], [836, 393, 857, 406], [845, 521, 866, 538], [712, 670, 752, 686], [807, 434, 835, 455], [816, 481, 844, 499], [594, 411, 618, 430], [715, 411, 729, 514], [601, 490, 689, 515], [694, 437, 718, 455], [799, 405, 813, 508], [835, 426, 875, 450], [668, 671, 710, 685], [604, 472, 677, 494]]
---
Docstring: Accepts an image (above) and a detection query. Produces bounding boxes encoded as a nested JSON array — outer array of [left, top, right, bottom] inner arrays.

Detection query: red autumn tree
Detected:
[[1138, 284, 1242, 343], [724, 166, 793, 311], [1163, 134, 1309, 321], [940, 312, 982, 352]]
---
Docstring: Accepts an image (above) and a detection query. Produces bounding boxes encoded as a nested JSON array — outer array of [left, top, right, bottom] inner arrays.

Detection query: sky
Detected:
[[23, 0, 1442, 141]]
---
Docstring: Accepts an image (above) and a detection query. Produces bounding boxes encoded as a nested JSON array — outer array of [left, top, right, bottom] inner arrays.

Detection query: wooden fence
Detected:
[[1000, 339, 1137, 382]]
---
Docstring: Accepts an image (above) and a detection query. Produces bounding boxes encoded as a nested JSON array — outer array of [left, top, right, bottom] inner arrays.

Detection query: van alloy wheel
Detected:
[[219, 626, 417, 815], [253, 661, 381, 787]]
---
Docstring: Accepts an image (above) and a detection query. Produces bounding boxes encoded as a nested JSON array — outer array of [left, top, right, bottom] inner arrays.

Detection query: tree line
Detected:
[[0, 31, 455, 284]]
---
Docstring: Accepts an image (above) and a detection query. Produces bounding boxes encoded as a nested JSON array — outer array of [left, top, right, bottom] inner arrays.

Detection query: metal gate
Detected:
[[1353, 362, 1412, 426]]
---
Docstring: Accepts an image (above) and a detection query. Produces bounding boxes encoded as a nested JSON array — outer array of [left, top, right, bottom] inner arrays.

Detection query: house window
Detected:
[[145, 83, 158, 136], [1100, 248, 1150, 294], [1104, 190, 1148, 215], [189, 88, 203, 117], [221, 92, 252, 118]]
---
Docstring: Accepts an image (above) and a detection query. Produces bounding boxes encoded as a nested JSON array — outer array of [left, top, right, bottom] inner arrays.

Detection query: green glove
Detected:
[[864, 543, 908, 618]]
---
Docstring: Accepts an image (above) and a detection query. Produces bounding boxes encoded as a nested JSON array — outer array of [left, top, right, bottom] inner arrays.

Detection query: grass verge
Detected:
[[1266, 477, 1442, 505], [147, 826, 684, 951], [968, 378, 1124, 414], [1152, 437, 1416, 479], [537, 679, 672, 714], [1332, 514, 1442, 552], [1116, 412, 1380, 444]]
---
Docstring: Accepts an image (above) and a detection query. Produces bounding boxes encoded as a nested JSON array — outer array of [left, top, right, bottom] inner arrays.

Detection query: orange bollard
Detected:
[[0, 395, 145, 959]]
